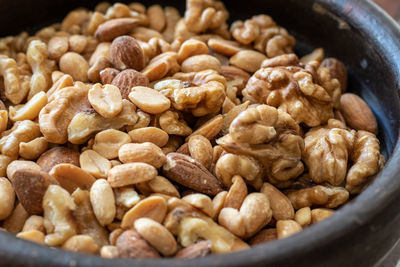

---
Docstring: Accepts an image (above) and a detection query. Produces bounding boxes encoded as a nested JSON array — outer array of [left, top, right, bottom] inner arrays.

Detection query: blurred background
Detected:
[[374, 0, 400, 21]]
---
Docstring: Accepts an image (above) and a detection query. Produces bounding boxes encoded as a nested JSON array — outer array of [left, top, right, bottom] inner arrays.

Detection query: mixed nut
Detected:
[[0, 0, 384, 260]]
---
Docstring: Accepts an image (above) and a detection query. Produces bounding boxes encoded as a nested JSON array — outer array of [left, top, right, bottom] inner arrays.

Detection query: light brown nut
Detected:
[[300, 48, 324, 64], [89, 42, 111, 66], [67, 99, 138, 144], [59, 52, 90, 82], [229, 50, 267, 73], [46, 74, 74, 99], [118, 142, 166, 168], [276, 220, 302, 239], [0, 110, 8, 134], [0, 177, 15, 220], [221, 101, 250, 135], [159, 111, 192, 136], [177, 39, 209, 63], [88, 56, 111, 83], [71, 188, 109, 247], [17, 230, 45, 244], [62, 235, 99, 254], [6, 160, 41, 181], [132, 27, 164, 42], [116, 230, 161, 258], [80, 150, 111, 178], [109, 228, 124, 246], [311, 208, 334, 224], [134, 218, 177, 256], [100, 245, 119, 258], [181, 55, 221, 73], [115, 187, 141, 209], [260, 182, 294, 220], [223, 176, 247, 210], [215, 153, 263, 190], [249, 229, 277, 246], [129, 86, 171, 114], [48, 36, 69, 60], [175, 240, 212, 259], [186, 114, 223, 142], [295, 207, 311, 227], [88, 11, 107, 35], [0, 120, 41, 159], [22, 215, 45, 233], [95, 18, 139, 42], [19, 137, 48, 160], [69, 35, 87, 54], [208, 38, 244, 56], [163, 153, 223, 196], [188, 135, 213, 169], [182, 193, 214, 217], [110, 35, 145, 70], [108, 162, 157, 187], [0, 156, 13, 178], [141, 52, 180, 81], [90, 179, 116, 226], [111, 69, 149, 99], [93, 129, 131, 159], [39, 83, 91, 144], [43, 185, 77, 246], [144, 176, 180, 198], [340, 93, 377, 134], [37, 147, 80, 172], [121, 196, 167, 229], [49, 163, 96, 193], [321, 58, 347, 92], [2, 203, 29, 234], [88, 84, 123, 118], [162, 7, 181, 42], [211, 191, 227, 220], [10, 168, 58, 215], [128, 127, 169, 147], [147, 5, 166, 32]]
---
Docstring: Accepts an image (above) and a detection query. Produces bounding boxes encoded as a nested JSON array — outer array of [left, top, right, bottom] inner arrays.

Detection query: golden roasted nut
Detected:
[[129, 86, 171, 114], [80, 149, 111, 178], [90, 179, 116, 226], [181, 55, 221, 73], [229, 50, 266, 73], [141, 52, 180, 81], [108, 162, 157, 188], [49, 163, 96, 193], [93, 129, 131, 159], [159, 110, 192, 136], [19, 137, 48, 160], [88, 84, 123, 118], [128, 127, 169, 147], [276, 220, 302, 239], [62, 235, 99, 254], [0, 177, 15, 220], [59, 52, 90, 82], [118, 142, 166, 168], [260, 182, 294, 220], [177, 39, 209, 63]]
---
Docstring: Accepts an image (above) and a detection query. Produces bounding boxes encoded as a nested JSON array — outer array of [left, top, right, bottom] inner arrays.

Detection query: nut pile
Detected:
[[0, 0, 384, 259]]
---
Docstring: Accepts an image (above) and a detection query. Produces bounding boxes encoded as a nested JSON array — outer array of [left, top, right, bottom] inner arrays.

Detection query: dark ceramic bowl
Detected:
[[1, 0, 400, 266]]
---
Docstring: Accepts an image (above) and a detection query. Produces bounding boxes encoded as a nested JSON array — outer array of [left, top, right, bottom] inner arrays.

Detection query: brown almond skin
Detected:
[[163, 153, 223, 196], [112, 69, 149, 99], [175, 240, 212, 259], [116, 230, 160, 259], [110, 36, 145, 71], [339, 93, 378, 134], [95, 18, 139, 42], [37, 147, 80, 173], [321, 58, 348, 92], [100, 68, 120, 85], [10, 169, 59, 215]]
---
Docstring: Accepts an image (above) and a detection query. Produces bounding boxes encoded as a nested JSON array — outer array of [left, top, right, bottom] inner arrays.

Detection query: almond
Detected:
[[10, 168, 59, 214], [100, 68, 120, 84], [116, 230, 160, 259], [163, 153, 223, 196], [110, 36, 145, 71], [339, 93, 377, 134], [175, 240, 212, 259], [321, 58, 347, 92], [111, 69, 149, 99], [95, 18, 139, 42]]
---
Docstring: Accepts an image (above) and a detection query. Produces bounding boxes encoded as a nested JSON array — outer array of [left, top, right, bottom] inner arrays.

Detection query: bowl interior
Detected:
[[0, 0, 399, 266]]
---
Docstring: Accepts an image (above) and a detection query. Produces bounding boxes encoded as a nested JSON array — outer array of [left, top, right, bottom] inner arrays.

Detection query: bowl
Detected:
[[1, 0, 400, 266]]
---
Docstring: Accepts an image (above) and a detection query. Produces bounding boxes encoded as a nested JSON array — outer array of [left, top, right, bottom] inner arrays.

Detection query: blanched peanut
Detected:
[[17, 230, 45, 244], [311, 208, 334, 224], [88, 84, 122, 118], [188, 135, 213, 170], [0, 177, 15, 220], [19, 137, 48, 160], [260, 183, 294, 220], [69, 35, 88, 54], [49, 164, 96, 193], [22, 215, 45, 232], [128, 127, 169, 147], [62, 235, 99, 254], [9, 91, 48, 121], [129, 86, 171, 114], [100, 245, 119, 258], [121, 196, 167, 229], [108, 163, 157, 187], [115, 187, 141, 209], [224, 176, 247, 210], [59, 52, 89, 82], [182, 193, 213, 217], [295, 207, 311, 227], [80, 150, 111, 178], [90, 179, 116, 226], [145, 176, 180, 198], [0, 110, 8, 134], [118, 142, 166, 168], [181, 55, 221, 73], [212, 191, 227, 220], [6, 160, 41, 182], [43, 185, 77, 246], [229, 50, 267, 73], [177, 39, 208, 63], [48, 36, 69, 60], [276, 220, 302, 239], [134, 218, 177, 256], [147, 5, 166, 32], [93, 129, 131, 159]]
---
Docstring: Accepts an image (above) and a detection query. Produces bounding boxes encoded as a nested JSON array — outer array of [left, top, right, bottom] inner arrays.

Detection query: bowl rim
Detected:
[[1, 0, 400, 266]]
